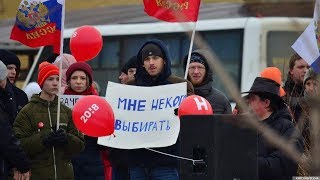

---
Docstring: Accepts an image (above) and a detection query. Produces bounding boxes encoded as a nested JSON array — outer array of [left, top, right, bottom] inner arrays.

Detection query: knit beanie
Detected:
[[121, 55, 138, 74], [260, 67, 286, 97], [0, 49, 21, 78], [190, 53, 209, 70], [141, 43, 164, 61], [37, 61, 59, 88], [304, 68, 319, 85], [53, 54, 77, 69], [53, 54, 77, 87], [66, 62, 93, 85], [0, 60, 7, 81]]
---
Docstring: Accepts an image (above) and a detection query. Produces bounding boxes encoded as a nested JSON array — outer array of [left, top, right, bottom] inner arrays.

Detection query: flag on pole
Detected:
[[143, 0, 200, 22], [292, 0, 320, 72], [10, 0, 64, 54]]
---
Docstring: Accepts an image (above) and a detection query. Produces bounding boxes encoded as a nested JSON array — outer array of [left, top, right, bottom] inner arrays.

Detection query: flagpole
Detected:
[[56, 0, 65, 131], [184, 22, 197, 79]]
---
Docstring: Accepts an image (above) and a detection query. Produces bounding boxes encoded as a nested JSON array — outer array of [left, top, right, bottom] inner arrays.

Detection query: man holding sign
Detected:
[[127, 39, 194, 180]]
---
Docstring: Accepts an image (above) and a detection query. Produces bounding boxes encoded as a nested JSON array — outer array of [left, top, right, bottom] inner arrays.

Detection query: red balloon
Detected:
[[70, 26, 103, 62], [72, 95, 114, 137], [178, 95, 213, 118]]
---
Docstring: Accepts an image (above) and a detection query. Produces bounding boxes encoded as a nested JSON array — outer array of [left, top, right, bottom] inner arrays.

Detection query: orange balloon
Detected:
[[70, 26, 103, 62], [72, 95, 114, 137], [178, 95, 213, 118]]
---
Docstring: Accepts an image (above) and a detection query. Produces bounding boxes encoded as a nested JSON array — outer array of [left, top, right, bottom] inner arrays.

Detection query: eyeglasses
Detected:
[[188, 66, 206, 71]]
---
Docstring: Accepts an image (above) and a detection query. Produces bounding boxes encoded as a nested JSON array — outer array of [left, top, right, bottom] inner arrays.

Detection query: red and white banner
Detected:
[[143, 0, 200, 22]]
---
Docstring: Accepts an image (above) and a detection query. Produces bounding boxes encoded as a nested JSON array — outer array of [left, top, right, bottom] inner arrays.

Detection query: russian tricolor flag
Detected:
[[10, 0, 64, 54], [292, 0, 320, 72]]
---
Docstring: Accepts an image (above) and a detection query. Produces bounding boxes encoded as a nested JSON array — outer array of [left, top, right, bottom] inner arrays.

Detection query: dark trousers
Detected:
[[112, 166, 129, 180], [129, 167, 179, 180]]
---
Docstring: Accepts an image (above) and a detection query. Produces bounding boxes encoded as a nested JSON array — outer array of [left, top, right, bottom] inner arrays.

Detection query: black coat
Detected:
[[258, 107, 303, 180], [12, 84, 28, 112], [4, 81, 28, 125], [194, 81, 232, 114], [0, 88, 30, 179], [72, 136, 105, 180]]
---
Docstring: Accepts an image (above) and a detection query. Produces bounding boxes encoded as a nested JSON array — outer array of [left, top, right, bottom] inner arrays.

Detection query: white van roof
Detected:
[[63, 17, 311, 37]]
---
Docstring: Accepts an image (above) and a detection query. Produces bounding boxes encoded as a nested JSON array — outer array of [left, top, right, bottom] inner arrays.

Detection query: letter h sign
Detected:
[[193, 97, 209, 110]]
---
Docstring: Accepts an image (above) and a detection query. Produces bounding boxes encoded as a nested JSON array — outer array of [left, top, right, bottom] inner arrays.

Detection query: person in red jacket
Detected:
[[64, 62, 111, 180]]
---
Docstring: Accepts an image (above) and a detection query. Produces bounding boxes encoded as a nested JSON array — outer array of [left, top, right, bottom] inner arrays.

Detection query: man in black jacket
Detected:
[[184, 49, 231, 114], [127, 39, 194, 180], [0, 60, 31, 180], [243, 76, 303, 180], [283, 53, 309, 122], [0, 49, 28, 113]]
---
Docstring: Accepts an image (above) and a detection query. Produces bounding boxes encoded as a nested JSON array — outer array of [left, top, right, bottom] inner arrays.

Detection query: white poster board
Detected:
[[98, 82, 187, 149], [60, 95, 84, 109]]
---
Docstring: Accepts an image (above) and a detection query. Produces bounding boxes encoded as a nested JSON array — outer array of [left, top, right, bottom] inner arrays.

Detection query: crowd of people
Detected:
[[0, 39, 318, 180]]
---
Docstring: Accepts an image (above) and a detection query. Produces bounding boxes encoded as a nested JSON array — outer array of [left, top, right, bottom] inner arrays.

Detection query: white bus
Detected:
[[29, 17, 311, 100]]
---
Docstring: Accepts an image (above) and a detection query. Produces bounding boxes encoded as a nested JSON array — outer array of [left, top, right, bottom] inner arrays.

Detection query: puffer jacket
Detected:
[[13, 94, 85, 180]]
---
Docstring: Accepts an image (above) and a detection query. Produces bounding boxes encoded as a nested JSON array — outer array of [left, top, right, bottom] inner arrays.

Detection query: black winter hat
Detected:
[[0, 49, 21, 71], [141, 43, 164, 61], [121, 56, 138, 74], [190, 53, 209, 70]]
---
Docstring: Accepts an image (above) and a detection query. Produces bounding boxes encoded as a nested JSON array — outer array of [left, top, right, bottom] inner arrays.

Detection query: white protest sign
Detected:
[[60, 95, 84, 109], [98, 81, 187, 149]]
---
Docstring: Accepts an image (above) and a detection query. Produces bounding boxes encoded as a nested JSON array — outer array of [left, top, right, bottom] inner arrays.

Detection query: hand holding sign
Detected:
[[178, 95, 213, 118], [70, 26, 103, 62], [72, 95, 114, 137]]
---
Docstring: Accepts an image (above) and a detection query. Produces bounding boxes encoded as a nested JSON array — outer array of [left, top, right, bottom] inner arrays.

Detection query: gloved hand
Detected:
[[174, 108, 178, 116], [42, 131, 56, 147], [42, 129, 68, 147], [52, 128, 68, 146]]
